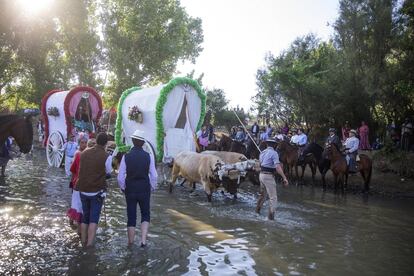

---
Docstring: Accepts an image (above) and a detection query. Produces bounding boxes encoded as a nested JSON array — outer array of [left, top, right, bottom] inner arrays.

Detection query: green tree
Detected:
[[102, 0, 203, 104]]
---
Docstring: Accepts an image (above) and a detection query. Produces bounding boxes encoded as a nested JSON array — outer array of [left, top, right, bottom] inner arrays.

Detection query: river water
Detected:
[[0, 149, 413, 275]]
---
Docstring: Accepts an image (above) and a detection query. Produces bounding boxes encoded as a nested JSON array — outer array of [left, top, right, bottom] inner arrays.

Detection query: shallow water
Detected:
[[0, 149, 413, 275]]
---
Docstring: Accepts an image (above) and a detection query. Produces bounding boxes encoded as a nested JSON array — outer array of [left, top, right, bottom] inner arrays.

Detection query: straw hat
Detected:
[[131, 130, 146, 141]]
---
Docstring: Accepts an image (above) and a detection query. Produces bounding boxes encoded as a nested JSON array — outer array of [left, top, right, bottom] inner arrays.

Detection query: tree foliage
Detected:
[[0, 0, 203, 110], [253, 0, 414, 139], [204, 88, 247, 131], [102, 0, 203, 105]]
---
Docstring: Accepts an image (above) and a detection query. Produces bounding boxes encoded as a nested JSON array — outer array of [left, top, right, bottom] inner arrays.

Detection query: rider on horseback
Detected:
[[291, 128, 307, 163], [326, 128, 341, 148], [235, 126, 246, 143], [344, 129, 359, 173]]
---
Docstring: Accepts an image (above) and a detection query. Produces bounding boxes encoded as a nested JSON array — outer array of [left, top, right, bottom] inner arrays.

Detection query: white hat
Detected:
[[266, 138, 277, 143], [130, 130, 146, 141]]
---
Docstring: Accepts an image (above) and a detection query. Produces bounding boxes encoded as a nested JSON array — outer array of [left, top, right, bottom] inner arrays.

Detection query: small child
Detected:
[[63, 135, 78, 176]]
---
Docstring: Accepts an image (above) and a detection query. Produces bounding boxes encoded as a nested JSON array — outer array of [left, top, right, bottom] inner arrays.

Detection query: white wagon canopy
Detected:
[[41, 86, 103, 167], [115, 77, 206, 162]]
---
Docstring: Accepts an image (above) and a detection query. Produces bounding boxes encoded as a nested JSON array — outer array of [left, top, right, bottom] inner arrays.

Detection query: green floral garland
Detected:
[[115, 86, 141, 153], [155, 77, 206, 161]]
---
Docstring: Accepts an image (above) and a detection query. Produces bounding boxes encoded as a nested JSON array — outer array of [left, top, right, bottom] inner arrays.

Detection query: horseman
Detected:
[[273, 129, 284, 141], [326, 128, 341, 148], [290, 129, 298, 144], [291, 128, 307, 162], [235, 126, 246, 143], [344, 129, 359, 173]]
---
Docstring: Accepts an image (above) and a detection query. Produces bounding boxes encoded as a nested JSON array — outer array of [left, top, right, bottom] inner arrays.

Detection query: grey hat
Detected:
[[329, 128, 336, 133]]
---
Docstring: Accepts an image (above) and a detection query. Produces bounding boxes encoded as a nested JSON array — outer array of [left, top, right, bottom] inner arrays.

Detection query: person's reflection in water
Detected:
[[67, 249, 100, 276]]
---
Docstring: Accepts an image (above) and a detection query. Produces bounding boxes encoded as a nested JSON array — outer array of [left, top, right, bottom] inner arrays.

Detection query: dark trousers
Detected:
[[126, 192, 150, 227], [80, 193, 104, 224]]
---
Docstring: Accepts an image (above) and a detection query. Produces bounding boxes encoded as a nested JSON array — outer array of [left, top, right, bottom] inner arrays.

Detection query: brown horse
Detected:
[[324, 144, 347, 192], [276, 141, 299, 180], [217, 134, 233, 151], [300, 143, 324, 184], [345, 153, 372, 192], [0, 114, 33, 153]]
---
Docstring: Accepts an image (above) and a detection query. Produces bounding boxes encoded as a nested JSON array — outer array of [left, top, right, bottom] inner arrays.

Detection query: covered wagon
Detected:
[[41, 86, 103, 167], [115, 77, 206, 162]]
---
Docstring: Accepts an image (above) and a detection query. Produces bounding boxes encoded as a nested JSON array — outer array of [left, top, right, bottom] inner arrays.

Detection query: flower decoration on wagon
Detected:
[[47, 106, 59, 117], [128, 105, 143, 123]]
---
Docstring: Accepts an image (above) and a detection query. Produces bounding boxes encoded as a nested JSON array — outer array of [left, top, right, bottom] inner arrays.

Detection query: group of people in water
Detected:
[[65, 131, 156, 247]]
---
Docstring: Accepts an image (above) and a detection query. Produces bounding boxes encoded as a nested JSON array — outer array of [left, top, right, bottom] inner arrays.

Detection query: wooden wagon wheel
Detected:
[[46, 131, 65, 167]]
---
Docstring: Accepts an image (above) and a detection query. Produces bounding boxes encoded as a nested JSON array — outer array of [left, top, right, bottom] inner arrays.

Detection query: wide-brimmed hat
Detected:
[[131, 130, 146, 141], [329, 128, 336, 133], [350, 129, 357, 135], [266, 138, 277, 143]]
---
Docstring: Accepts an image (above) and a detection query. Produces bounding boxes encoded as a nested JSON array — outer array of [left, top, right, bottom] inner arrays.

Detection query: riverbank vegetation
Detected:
[[253, 0, 414, 141]]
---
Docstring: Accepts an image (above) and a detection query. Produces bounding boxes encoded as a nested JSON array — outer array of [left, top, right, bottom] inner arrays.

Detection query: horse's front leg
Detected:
[[294, 163, 299, 183], [345, 171, 349, 191], [310, 162, 316, 184], [333, 173, 338, 193], [339, 173, 345, 194], [321, 172, 326, 190], [300, 164, 305, 183]]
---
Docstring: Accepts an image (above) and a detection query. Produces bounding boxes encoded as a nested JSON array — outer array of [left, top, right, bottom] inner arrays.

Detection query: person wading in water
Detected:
[[117, 130, 157, 247], [256, 138, 289, 220], [77, 133, 112, 247]]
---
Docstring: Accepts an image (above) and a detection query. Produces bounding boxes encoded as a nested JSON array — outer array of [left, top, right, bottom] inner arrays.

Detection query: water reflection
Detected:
[[0, 149, 413, 275]]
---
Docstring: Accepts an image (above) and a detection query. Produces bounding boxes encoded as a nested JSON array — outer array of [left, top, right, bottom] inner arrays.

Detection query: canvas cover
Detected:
[[45, 90, 70, 140], [120, 83, 202, 159]]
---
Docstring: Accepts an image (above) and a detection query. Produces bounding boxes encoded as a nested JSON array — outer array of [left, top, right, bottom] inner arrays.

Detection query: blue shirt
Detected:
[[235, 131, 246, 142], [259, 147, 280, 169], [344, 136, 359, 153], [260, 132, 269, 141], [64, 141, 78, 158]]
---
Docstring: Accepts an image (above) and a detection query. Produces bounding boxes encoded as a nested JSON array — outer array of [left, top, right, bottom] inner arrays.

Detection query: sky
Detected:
[[176, 0, 340, 111]]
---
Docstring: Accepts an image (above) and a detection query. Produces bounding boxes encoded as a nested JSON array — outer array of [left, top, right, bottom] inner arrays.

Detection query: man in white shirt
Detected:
[[290, 129, 299, 144], [117, 130, 157, 247], [344, 129, 359, 173], [296, 128, 308, 146]]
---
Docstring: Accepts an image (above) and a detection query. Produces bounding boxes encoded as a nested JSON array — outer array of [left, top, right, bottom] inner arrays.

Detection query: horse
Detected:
[[345, 153, 372, 192], [276, 140, 299, 180], [245, 137, 262, 160], [229, 136, 262, 160], [300, 143, 324, 184], [229, 139, 246, 154], [323, 144, 347, 193], [0, 114, 33, 153], [217, 134, 233, 151], [0, 114, 33, 176]]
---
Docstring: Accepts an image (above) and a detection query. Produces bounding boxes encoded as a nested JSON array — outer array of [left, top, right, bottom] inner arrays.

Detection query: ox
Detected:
[[170, 151, 224, 202], [202, 151, 258, 198]]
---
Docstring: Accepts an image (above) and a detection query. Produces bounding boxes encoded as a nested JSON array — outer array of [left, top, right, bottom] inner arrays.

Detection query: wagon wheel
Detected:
[[46, 131, 65, 167]]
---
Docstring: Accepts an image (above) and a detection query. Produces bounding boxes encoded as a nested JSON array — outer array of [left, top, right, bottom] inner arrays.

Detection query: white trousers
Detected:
[[65, 156, 73, 176]]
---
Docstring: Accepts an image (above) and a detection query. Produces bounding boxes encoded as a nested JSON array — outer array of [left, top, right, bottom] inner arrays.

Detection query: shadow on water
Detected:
[[0, 148, 414, 275]]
